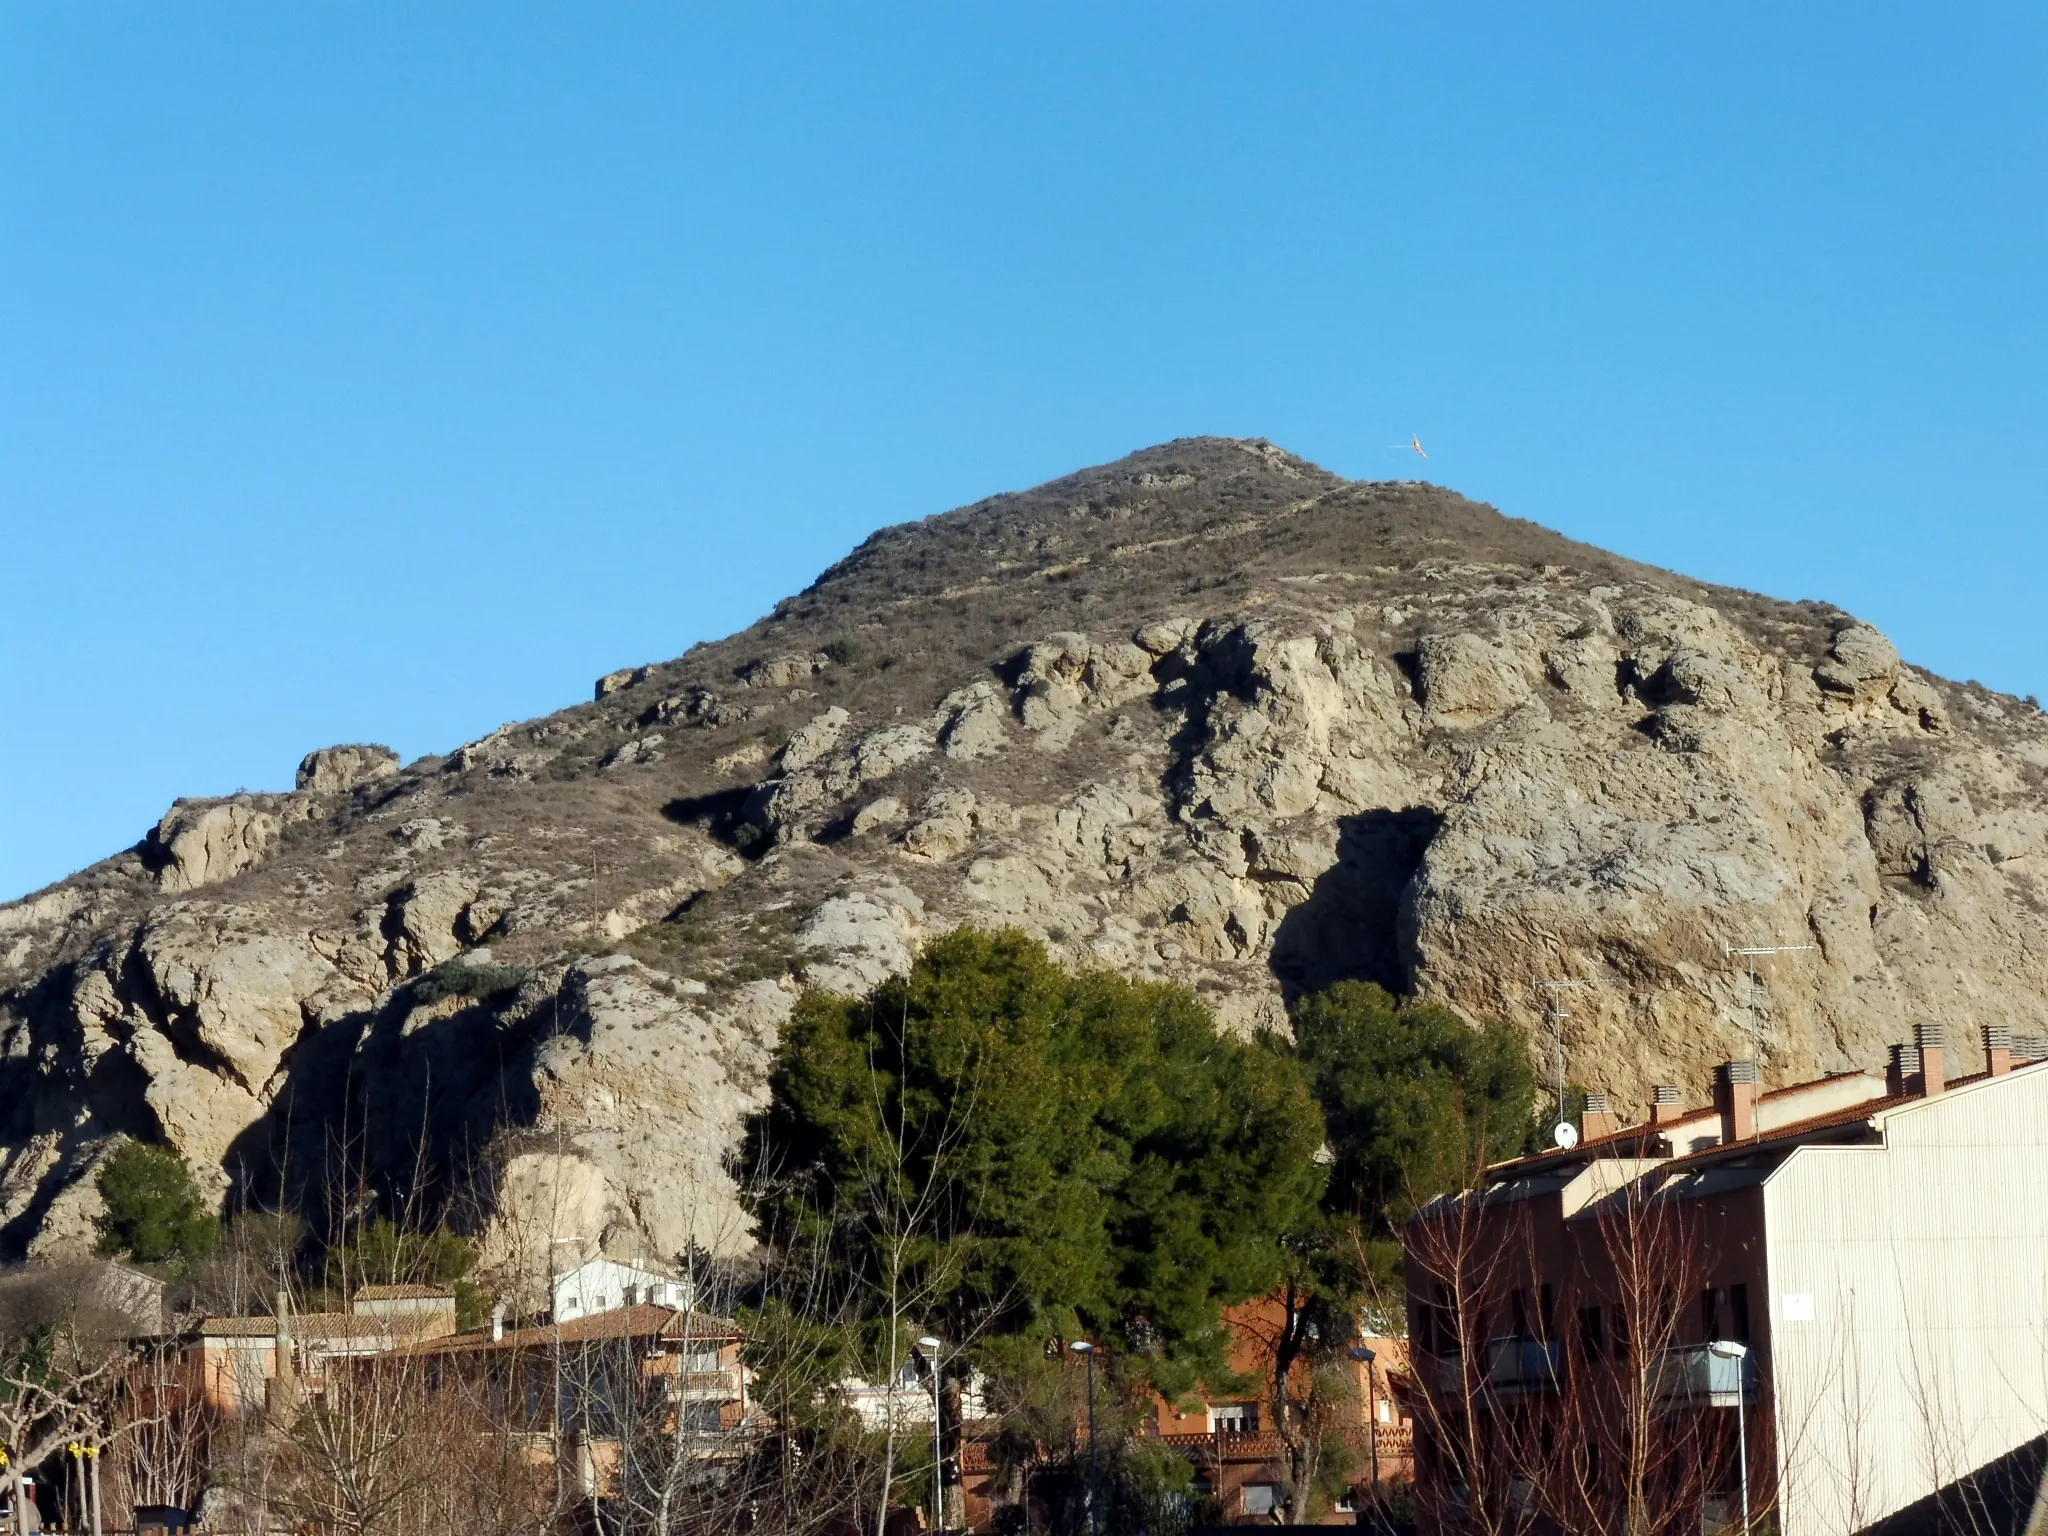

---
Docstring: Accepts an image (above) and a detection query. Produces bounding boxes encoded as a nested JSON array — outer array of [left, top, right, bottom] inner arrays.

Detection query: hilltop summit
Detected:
[[5, 438, 2042, 1266]]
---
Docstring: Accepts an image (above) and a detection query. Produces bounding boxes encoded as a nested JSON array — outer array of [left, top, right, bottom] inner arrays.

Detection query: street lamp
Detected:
[[1069, 1341, 1099, 1536], [917, 1336, 945, 1535], [1348, 1346, 1381, 1525], [1708, 1341, 1750, 1536]]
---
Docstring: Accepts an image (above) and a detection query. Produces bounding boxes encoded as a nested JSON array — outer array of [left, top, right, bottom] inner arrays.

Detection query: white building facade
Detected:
[[552, 1257, 692, 1322], [1766, 1063, 2048, 1536]]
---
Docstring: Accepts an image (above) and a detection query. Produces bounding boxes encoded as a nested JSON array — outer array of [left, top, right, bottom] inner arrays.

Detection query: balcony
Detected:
[[1433, 1336, 1562, 1396], [1651, 1344, 1757, 1409]]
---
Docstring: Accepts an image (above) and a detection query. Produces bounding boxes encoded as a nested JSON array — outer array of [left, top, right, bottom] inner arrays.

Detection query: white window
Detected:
[[1209, 1402, 1258, 1434]]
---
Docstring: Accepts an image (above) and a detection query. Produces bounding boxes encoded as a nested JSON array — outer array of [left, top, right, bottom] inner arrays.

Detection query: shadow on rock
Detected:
[[1268, 806, 1442, 1003], [221, 986, 551, 1240]]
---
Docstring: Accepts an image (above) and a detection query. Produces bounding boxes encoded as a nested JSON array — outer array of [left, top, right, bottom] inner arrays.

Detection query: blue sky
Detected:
[[4, 3, 2045, 901]]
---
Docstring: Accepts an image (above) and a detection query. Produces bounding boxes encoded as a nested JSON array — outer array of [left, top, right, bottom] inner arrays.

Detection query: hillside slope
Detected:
[[6, 437, 2046, 1271]]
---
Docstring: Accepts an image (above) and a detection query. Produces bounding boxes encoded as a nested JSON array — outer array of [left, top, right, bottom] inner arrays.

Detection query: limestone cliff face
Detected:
[[6, 438, 2046, 1276]]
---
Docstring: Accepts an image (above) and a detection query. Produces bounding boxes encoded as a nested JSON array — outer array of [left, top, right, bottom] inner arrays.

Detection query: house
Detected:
[[1402, 1025, 2048, 1536], [956, 1301, 1416, 1528], [188, 1285, 461, 1416], [1138, 1301, 1415, 1523], [396, 1304, 749, 1495], [351, 1282, 457, 1324], [551, 1256, 692, 1322]]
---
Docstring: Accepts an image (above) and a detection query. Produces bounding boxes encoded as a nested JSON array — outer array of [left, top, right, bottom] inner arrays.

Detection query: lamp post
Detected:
[[1708, 1341, 1750, 1536], [1348, 1344, 1381, 1519], [917, 1336, 945, 1534], [1069, 1341, 1099, 1536]]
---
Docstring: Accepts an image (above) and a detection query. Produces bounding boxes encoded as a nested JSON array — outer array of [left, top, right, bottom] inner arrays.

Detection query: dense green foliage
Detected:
[[743, 928, 1326, 1394], [93, 1140, 219, 1267], [1292, 980, 1537, 1232]]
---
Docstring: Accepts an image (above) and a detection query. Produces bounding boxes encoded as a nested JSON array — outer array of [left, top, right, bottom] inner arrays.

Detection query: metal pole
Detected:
[[1368, 1365, 1380, 1509], [917, 1337, 944, 1535], [1736, 1372, 1750, 1536], [1085, 1348, 1099, 1536]]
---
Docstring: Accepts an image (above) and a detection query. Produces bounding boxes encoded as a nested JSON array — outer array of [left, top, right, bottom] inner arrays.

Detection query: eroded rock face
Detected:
[[296, 744, 400, 795], [149, 800, 283, 892], [7, 439, 2048, 1273]]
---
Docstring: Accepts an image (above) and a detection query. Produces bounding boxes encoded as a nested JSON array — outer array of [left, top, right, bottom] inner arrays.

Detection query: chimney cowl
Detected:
[[1986, 1024, 2014, 1077], [1716, 1060, 1759, 1142], [1580, 1092, 1620, 1142], [1916, 1024, 1947, 1095], [1649, 1083, 1684, 1125], [1887, 1043, 1921, 1097]]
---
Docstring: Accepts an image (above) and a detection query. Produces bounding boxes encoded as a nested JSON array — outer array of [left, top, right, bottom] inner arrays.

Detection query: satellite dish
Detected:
[[1553, 1122, 1580, 1150]]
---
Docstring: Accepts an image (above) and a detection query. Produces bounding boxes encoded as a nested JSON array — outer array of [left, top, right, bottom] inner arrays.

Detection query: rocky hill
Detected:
[[7, 437, 2046, 1274]]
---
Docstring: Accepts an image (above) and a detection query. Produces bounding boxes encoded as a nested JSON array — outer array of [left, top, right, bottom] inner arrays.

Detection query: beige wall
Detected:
[[1765, 1065, 2048, 1536]]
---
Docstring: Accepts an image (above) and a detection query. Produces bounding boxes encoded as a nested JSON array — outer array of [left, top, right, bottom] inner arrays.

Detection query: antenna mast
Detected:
[[1536, 980, 1597, 1124], [1722, 943, 1816, 1061]]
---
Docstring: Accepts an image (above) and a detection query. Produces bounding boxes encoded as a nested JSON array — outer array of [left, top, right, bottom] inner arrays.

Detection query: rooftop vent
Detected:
[[1888, 1044, 1921, 1097], [1716, 1060, 1759, 1142], [1650, 1083, 1684, 1126], [1580, 1092, 1620, 1142], [1986, 1024, 2013, 1077], [1914, 1022, 1947, 1095]]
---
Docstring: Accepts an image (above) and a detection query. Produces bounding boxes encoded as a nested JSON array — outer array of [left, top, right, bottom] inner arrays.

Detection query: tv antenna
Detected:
[[1537, 980, 1598, 1141], [1723, 943, 1815, 1059]]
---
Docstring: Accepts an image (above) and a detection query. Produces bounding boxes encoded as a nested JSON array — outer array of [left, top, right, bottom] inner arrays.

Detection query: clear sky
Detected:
[[4, 4, 2045, 901]]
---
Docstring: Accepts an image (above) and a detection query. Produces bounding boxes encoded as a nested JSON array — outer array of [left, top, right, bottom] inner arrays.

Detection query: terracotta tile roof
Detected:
[[1485, 1069, 1891, 1179], [198, 1317, 287, 1339], [1658, 1094, 1904, 1170], [403, 1304, 741, 1356], [200, 1311, 437, 1343], [353, 1284, 454, 1301]]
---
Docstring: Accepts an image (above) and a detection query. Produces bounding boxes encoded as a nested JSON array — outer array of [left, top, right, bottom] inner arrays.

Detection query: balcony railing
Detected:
[[1650, 1344, 1757, 1408], [1434, 1336, 1562, 1396]]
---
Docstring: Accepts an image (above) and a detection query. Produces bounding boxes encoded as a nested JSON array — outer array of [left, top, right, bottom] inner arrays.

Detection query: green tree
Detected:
[[92, 1140, 219, 1267], [326, 1218, 488, 1327], [1292, 980, 1536, 1234], [743, 927, 1326, 1398], [1247, 983, 1533, 1521]]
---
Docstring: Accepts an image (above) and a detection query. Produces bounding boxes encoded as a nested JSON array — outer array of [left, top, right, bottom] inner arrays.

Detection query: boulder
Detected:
[[1415, 633, 1532, 725], [595, 666, 652, 700], [295, 744, 400, 795], [1815, 622, 1900, 697], [148, 799, 282, 893], [781, 707, 852, 771]]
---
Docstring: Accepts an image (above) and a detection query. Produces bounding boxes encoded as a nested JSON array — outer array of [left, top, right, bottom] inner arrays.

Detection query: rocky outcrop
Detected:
[[7, 437, 2048, 1273], [296, 744, 400, 795], [147, 799, 284, 892]]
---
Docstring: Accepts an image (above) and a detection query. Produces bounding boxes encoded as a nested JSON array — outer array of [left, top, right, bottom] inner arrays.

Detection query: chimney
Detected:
[[1716, 1060, 1759, 1143], [2015, 1035, 2048, 1064], [1915, 1022, 1946, 1096], [1580, 1092, 1620, 1143], [491, 1301, 506, 1343], [1985, 1025, 2014, 1078], [1887, 1044, 1921, 1098], [274, 1290, 294, 1380], [1649, 1084, 1684, 1125]]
